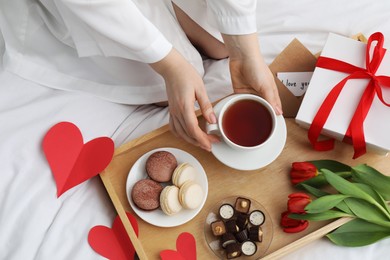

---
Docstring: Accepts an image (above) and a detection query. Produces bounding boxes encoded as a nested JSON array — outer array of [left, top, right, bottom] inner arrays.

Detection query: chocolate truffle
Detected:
[[131, 179, 163, 210], [249, 226, 263, 242], [225, 219, 239, 233], [235, 197, 251, 214], [221, 233, 236, 248], [249, 210, 265, 226], [219, 203, 235, 220], [145, 151, 177, 182], [211, 220, 226, 236], [235, 229, 248, 243], [236, 213, 248, 230], [241, 241, 257, 256], [226, 243, 242, 259]]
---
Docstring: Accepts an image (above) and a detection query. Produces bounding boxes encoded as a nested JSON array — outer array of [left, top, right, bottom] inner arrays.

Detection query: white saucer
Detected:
[[209, 95, 287, 171]]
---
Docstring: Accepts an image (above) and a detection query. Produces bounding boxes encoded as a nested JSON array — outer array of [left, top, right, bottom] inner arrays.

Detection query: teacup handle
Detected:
[[206, 123, 221, 136]]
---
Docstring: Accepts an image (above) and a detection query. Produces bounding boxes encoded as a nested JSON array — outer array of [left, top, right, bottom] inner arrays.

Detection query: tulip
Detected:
[[287, 192, 311, 214], [290, 162, 318, 185], [280, 211, 309, 233]]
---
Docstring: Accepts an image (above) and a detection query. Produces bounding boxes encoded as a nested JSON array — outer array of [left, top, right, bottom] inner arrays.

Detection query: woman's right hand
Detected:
[[222, 33, 283, 116], [149, 48, 219, 151]]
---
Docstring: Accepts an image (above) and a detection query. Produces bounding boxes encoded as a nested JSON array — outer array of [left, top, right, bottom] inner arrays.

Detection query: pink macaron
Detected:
[[145, 151, 177, 182]]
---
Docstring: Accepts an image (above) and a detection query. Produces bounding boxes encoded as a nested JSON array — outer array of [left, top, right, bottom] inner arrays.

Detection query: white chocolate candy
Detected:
[[241, 241, 257, 256], [219, 204, 235, 220], [249, 210, 265, 226]]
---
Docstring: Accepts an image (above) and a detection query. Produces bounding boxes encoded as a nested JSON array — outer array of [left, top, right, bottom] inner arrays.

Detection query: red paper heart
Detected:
[[43, 122, 114, 197], [88, 212, 139, 260], [160, 250, 185, 260], [160, 232, 197, 260]]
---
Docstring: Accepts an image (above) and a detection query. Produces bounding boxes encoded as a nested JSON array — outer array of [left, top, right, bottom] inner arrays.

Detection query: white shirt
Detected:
[[0, 0, 257, 104]]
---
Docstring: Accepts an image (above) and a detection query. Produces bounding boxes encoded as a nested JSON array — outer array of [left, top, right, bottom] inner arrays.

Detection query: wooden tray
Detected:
[[100, 117, 389, 259]]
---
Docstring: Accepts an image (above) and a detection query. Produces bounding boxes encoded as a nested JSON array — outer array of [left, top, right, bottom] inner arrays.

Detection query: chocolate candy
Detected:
[[236, 213, 248, 230], [226, 242, 241, 259], [235, 197, 251, 214], [221, 233, 236, 248], [241, 241, 257, 256], [225, 219, 239, 233], [211, 220, 226, 236], [249, 226, 263, 242], [249, 210, 265, 226], [219, 203, 235, 220], [235, 229, 248, 243]]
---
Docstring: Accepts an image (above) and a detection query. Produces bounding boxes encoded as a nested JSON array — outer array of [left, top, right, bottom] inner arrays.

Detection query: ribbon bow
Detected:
[[308, 32, 390, 158]]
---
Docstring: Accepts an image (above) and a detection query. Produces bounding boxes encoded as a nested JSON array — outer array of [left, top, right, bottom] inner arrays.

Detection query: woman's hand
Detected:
[[222, 33, 283, 115], [150, 48, 219, 151]]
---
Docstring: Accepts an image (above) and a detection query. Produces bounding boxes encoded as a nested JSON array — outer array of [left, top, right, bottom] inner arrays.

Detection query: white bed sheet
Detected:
[[1, 1, 390, 259]]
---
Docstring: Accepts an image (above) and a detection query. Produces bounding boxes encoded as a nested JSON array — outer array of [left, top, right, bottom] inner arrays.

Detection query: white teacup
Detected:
[[206, 94, 277, 151]]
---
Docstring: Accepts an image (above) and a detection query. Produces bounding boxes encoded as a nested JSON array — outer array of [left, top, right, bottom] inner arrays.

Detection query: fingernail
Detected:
[[200, 144, 211, 152], [275, 105, 283, 115], [210, 113, 217, 124]]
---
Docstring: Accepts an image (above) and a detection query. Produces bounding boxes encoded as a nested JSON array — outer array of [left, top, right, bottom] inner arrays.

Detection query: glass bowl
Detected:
[[204, 196, 273, 259]]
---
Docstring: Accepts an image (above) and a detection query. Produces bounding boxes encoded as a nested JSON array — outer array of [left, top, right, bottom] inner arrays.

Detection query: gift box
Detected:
[[296, 32, 390, 158]]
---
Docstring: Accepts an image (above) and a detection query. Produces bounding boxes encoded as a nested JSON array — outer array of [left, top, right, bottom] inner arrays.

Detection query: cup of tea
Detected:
[[206, 94, 277, 151]]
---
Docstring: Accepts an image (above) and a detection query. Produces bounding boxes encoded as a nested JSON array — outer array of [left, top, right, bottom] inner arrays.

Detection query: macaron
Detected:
[[172, 162, 197, 187], [131, 179, 163, 210], [145, 151, 177, 182], [178, 181, 203, 209], [160, 185, 182, 215]]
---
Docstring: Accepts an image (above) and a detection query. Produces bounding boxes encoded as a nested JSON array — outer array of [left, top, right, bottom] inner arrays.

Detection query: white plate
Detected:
[[126, 147, 208, 227], [210, 95, 287, 171]]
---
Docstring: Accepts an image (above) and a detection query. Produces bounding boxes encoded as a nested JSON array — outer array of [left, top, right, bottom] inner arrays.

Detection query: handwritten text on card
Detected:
[[277, 72, 313, 97]]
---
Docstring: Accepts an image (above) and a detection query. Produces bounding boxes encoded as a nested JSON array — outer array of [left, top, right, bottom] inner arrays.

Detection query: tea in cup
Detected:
[[206, 94, 277, 151]]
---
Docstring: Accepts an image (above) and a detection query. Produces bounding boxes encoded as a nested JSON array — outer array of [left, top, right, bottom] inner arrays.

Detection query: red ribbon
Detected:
[[308, 32, 390, 158]]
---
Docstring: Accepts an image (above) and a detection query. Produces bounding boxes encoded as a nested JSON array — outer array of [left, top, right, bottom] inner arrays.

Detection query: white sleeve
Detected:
[[52, 0, 172, 63], [206, 0, 257, 35]]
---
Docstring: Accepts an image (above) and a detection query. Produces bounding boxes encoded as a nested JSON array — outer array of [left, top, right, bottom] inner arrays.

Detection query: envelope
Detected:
[[269, 39, 318, 118]]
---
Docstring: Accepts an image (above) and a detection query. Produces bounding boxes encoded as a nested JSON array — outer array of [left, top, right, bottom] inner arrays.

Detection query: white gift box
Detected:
[[295, 33, 390, 156]]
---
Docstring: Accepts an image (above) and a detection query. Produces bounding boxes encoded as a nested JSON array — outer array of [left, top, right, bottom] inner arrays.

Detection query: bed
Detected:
[[1, 1, 389, 259]]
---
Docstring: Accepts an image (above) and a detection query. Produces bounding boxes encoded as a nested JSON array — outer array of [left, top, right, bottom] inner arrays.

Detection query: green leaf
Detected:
[[289, 210, 352, 221], [297, 171, 351, 188], [300, 183, 329, 197], [327, 218, 390, 247], [322, 169, 390, 219], [309, 160, 351, 172], [344, 198, 390, 228], [296, 175, 328, 188], [354, 183, 390, 215], [352, 164, 390, 200], [299, 184, 354, 215], [305, 194, 350, 214]]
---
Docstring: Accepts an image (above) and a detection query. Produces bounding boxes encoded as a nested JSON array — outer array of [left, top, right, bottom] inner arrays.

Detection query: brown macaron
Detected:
[[131, 179, 163, 210], [145, 151, 177, 182]]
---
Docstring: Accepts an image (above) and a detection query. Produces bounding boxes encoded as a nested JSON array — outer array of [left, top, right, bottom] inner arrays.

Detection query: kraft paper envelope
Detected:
[[269, 39, 318, 118]]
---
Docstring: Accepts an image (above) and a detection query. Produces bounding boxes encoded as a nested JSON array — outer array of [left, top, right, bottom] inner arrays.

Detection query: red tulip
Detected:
[[290, 162, 318, 185], [280, 211, 309, 233], [287, 192, 311, 214]]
